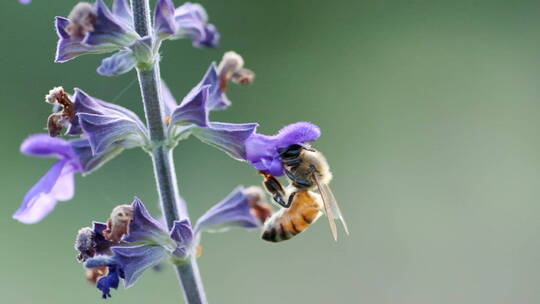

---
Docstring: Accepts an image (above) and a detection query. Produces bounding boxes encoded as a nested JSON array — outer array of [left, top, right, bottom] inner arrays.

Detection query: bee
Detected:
[[260, 144, 349, 242], [103, 204, 133, 242]]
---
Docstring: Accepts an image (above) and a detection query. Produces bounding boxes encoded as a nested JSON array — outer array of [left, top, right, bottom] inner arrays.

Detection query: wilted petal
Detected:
[[154, 0, 176, 38], [97, 49, 137, 76], [13, 160, 77, 224], [245, 122, 321, 176], [192, 122, 258, 161], [195, 186, 262, 234], [169, 220, 193, 258], [170, 85, 209, 128], [112, 245, 167, 287], [74, 89, 148, 154], [84, 0, 138, 47]]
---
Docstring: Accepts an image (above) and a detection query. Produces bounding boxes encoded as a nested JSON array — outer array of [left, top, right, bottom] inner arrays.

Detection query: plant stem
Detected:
[[131, 1, 208, 303]]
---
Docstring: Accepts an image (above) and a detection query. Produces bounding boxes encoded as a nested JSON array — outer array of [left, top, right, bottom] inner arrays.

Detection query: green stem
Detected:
[[131, 1, 208, 303]]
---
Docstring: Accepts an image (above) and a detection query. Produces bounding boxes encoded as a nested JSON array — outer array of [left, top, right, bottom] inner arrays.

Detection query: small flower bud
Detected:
[[103, 204, 134, 242], [66, 2, 97, 40], [217, 51, 255, 92], [244, 186, 273, 224]]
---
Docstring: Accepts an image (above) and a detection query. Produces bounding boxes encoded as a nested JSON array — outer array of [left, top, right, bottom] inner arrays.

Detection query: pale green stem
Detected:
[[131, 0, 208, 303]]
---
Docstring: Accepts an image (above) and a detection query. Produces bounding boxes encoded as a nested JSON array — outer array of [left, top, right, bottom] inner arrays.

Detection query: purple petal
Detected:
[[154, 0, 176, 38], [70, 138, 123, 174], [195, 186, 261, 234], [19, 0, 31, 4], [13, 160, 77, 224], [84, 0, 138, 47], [74, 88, 143, 124], [73, 89, 148, 154], [97, 49, 137, 76], [192, 122, 258, 161], [170, 85, 209, 127], [199, 63, 230, 111], [169, 220, 193, 258], [123, 198, 173, 249], [172, 2, 220, 48], [20, 134, 76, 160], [54, 17, 117, 63], [112, 245, 167, 287], [97, 265, 121, 298], [245, 122, 321, 176], [193, 23, 220, 48], [112, 0, 133, 26], [161, 81, 178, 116]]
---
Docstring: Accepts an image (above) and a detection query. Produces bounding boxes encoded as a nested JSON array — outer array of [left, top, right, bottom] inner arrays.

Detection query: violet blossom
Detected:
[[82, 192, 268, 298], [55, 0, 219, 76]]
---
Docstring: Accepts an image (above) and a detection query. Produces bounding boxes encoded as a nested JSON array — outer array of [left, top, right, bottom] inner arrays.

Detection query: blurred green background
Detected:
[[2, 0, 540, 303]]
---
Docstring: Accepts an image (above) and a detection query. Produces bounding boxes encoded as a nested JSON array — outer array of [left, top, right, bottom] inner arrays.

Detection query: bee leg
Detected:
[[285, 170, 312, 188], [272, 193, 291, 208], [260, 172, 290, 208]]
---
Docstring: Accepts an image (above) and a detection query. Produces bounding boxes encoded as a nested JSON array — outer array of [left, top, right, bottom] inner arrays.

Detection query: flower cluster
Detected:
[[77, 187, 271, 298], [55, 0, 219, 76], [16, 0, 326, 301]]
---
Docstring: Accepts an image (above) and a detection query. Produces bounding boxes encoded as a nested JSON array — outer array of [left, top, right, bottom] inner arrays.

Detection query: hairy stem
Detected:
[[131, 1, 208, 303]]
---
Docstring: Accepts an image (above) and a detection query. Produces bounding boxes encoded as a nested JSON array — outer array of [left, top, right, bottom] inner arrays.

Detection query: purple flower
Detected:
[[14, 135, 129, 224], [84, 198, 194, 298], [245, 122, 322, 176], [13, 135, 83, 224], [55, 0, 139, 63], [74, 88, 149, 154], [155, 1, 220, 47], [165, 64, 258, 160], [19, 0, 31, 4], [194, 186, 270, 235]]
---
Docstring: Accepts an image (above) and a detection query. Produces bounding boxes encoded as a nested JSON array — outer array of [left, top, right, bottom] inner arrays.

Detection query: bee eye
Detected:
[[279, 144, 303, 158]]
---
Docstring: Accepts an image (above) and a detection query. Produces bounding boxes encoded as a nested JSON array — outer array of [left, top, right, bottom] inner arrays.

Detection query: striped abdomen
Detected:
[[261, 191, 322, 242]]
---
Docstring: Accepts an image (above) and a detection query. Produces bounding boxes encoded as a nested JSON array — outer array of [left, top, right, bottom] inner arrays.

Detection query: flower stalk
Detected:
[[131, 0, 207, 303]]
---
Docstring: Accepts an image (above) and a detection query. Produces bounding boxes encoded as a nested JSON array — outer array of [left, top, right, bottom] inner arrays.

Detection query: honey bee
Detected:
[[103, 204, 133, 242], [260, 144, 348, 242]]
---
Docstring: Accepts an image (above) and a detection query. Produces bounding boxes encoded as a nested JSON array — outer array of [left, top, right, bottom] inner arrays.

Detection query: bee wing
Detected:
[[320, 182, 349, 235], [311, 171, 338, 241]]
